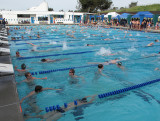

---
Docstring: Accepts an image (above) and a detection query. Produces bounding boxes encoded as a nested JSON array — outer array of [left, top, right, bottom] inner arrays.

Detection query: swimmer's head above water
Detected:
[[21, 63, 26, 70], [41, 59, 47, 62], [16, 51, 20, 57], [155, 39, 159, 42], [35, 85, 43, 93], [69, 69, 75, 76], [87, 44, 94, 46], [98, 64, 103, 69], [117, 62, 122, 66], [25, 72, 32, 79]]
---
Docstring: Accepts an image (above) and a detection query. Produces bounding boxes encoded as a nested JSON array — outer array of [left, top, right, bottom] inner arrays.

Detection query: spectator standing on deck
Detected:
[[2, 18, 5, 28]]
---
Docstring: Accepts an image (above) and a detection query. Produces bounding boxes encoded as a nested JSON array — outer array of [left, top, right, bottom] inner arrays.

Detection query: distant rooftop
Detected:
[[28, 1, 48, 12]]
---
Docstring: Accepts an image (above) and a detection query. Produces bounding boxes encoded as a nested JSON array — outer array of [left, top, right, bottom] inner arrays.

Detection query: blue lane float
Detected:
[[16, 42, 49, 45], [64, 103, 68, 108], [30, 64, 97, 75], [44, 78, 160, 113], [18, 50, 95, 60], [11, 37, 61, 42], [98, 79, 160, 99], [17, 44, 80, 51], [45, 102, 77, 112]]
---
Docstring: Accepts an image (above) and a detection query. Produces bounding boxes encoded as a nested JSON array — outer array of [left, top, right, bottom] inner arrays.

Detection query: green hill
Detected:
[[100, 4, 160, 13]]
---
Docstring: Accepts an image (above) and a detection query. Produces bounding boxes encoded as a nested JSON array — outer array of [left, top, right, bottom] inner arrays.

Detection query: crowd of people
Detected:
[[108, 18, 160, 31]]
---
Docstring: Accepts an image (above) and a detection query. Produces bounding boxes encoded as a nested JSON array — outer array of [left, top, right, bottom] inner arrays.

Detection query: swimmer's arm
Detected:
[[86, 95, 96, 104], [20, 91, 35, 104], [14, 66, 21, 72], [42, 88, 61, 91], [27, 42, 36, 46], [101, 72, 109, 77], [33, 77, 47, 80], [155, 68, 160, 71], [16, 79, 27, 84], [99, 71, 109, 77]]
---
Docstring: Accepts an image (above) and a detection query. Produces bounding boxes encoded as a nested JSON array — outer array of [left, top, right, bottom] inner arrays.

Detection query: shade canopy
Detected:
[[132, 11, 153, 18], [104, 12, 119, 18], [113, 13, 131, 19], [120, 13, 131, 19]]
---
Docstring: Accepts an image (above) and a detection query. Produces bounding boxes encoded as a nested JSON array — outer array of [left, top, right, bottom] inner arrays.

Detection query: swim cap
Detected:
[[21, 63, 26, 69], [35, 85, 42, 93], [98, 64, 103, 69], [41, 59, 46, 62], [118, 62, 122, 66]]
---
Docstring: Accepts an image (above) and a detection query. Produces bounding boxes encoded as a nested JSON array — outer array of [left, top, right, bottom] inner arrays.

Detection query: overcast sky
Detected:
[[0, 0, 160, 11]]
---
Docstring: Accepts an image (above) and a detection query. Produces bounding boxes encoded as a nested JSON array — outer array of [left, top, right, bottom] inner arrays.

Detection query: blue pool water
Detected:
[[9, 25, 160, 121]]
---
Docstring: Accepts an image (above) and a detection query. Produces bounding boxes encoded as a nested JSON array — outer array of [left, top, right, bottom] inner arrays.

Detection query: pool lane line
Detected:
[[16, 43, 160, 60], [29, 54, 158, 76], [98, 78, 160, 99], [15, 42, 50, 45], [30, 64, 97, 76], [16, 38, 158, 52], [45, 78, 160, 112], [17, 50, 95, 60], [10, 32, 153, 42]]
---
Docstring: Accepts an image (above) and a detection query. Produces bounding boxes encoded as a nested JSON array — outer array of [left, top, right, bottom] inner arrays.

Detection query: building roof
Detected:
[[28, 1, 48, 12]]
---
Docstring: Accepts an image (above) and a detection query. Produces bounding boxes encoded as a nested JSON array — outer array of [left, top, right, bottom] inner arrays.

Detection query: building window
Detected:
[[17, 14, 30, 18], [38, 17, 48, 21]]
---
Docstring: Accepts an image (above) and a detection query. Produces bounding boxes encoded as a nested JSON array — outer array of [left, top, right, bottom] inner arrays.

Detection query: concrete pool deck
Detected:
[[0, 25, 24, 121]]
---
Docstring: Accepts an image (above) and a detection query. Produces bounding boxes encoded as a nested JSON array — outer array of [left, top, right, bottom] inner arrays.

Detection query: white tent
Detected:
[[104, 12, 119, 18]]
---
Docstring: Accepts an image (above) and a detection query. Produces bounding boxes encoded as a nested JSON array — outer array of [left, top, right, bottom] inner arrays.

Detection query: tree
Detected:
[[77, 0, 112, 12], [113, 7, 118, 10], [68, 10, 73, 12], [48, 8, 54, 11], [129, 1, 138, 8], [59, 9, 64, 12], [120, 7, 124, 10]]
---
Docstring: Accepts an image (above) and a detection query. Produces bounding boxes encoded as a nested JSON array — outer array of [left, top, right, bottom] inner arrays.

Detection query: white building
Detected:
[[0, 1, 84, 25]]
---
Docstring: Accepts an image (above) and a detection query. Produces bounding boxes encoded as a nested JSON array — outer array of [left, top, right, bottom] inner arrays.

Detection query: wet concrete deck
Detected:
[[0, 25, 24, 121]]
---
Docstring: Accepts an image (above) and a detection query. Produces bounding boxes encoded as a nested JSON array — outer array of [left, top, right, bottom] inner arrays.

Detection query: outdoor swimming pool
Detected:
[[9, 25, 160, 121]]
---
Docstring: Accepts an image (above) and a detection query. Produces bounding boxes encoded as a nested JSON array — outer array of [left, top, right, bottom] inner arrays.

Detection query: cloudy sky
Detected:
[[0, 0, 160, 11]]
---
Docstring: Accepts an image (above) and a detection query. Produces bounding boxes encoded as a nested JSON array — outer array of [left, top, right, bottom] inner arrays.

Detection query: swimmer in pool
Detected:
[[97, 64, 109, 77], [15, 63, 29, 72], [155, 39, 159, 42], [27, 42, 58, 52], [69, 69, 85, 84], [16, 51, 21, 57], [116, 62, 125, 70], [28, 36, 32, 39], [147, 42, 154, 47], [21, 35, 24, 39], [88, 58, 120, 65], [24, 95, 96, 121], [20, 85, 61, 104], [37, 34, 40, 38], [17, 72, 47, 84], [93, 64, 109, 81], [104, 38, 111, 41], [40, 58, 70, 63], [155, 68, 160, 71], [86, 44, 94, 46]]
